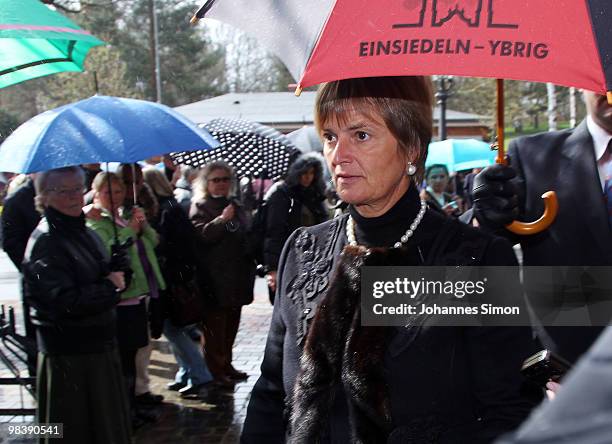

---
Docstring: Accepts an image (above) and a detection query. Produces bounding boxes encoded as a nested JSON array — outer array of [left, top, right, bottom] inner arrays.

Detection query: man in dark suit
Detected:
[[470, 91, 612, 364]]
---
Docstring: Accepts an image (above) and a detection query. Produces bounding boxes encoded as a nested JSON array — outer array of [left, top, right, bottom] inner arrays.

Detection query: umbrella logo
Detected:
[[396, 0, 518, 29]]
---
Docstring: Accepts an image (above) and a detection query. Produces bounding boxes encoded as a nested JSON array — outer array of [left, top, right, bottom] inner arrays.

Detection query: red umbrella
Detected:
[[193, 0, 611, 98], [192, 0, 611, 233], [299, 1, 610, 98]]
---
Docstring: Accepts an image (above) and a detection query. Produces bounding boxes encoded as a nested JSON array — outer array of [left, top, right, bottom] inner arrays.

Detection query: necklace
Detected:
[[346, 200, 428, 248]]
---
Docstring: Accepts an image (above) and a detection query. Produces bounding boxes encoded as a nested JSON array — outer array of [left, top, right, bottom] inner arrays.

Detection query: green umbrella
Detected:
[[0, 0, 104, 88]]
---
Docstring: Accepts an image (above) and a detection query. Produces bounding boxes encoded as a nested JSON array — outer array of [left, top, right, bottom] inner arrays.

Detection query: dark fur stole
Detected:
[[290, 245, 409, 444], [289, 217, 493, 443]]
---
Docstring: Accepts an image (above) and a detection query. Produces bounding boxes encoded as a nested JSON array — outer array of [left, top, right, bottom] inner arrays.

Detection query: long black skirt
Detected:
[[36, 348, 131, 444]]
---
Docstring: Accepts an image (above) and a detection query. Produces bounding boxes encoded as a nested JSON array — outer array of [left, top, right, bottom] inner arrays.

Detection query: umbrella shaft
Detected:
[[496, 79, 505, 164], [131, 163, 138, 205]]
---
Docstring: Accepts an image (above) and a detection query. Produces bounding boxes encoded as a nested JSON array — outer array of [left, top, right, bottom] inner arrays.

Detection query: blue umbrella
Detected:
[[425, 138, 496, 173], [0, 95, 220, 173]]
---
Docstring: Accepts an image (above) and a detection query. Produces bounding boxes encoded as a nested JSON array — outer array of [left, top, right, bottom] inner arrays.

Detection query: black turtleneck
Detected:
[[45, 206, 87, 233], [45, 207, 104, 263], [348, 185, 446, 263], [208, 195, 230, 207]]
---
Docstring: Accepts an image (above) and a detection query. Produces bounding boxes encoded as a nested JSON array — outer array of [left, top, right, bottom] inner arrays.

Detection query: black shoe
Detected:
[[131, 416, 148, 430], [135, 407, 159, 423], [135, 392, 164, 405], [179, 383, 209, 398], [227, 369, 248, 381], [166, 381, 187, 392], [213, 375, 235, 389]]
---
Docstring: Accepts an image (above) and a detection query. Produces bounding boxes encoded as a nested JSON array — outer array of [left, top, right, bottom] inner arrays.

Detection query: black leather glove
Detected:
[[472, 163, 519, 228], [109, 243, 129, 272]]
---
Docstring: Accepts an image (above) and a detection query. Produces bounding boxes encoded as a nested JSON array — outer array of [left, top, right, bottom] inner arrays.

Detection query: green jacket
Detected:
[[87, 215, 166, 301]]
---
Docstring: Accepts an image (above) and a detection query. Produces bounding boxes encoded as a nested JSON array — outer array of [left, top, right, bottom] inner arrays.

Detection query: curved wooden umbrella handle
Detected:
[[495, 80, 557, 236], [505, 191, 558, 235]]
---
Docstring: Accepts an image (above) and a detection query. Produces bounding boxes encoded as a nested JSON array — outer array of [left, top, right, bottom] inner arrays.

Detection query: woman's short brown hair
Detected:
[[314, 76, 433, 181]]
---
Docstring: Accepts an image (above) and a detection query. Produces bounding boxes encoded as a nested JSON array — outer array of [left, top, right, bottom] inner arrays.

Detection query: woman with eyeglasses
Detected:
[[22, 167, 131, 443], [190, 161, 256, 387]]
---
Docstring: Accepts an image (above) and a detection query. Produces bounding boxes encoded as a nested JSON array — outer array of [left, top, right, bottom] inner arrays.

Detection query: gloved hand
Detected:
[[472, 163, 519, 228], [110, 239, 134, 289]]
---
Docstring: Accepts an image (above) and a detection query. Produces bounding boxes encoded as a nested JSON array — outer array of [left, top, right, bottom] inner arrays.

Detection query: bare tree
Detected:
[[569, 87, 577, 128], [546, 83, 557, 131], [212, 23, 295, 93]]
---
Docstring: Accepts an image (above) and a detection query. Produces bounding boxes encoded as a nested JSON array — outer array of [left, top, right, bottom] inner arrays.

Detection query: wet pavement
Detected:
[[0, 250, 273, 443], [134, 279, 272, 444]]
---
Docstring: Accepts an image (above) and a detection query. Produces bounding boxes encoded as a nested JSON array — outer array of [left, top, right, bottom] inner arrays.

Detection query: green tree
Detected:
[[121, 0, 228, 106], [0, 110, 20, 143]]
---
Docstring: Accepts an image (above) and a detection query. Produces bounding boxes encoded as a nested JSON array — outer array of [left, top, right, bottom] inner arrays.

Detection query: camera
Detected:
[[256, 264, 269, 278], [520, 349, 571, 387]]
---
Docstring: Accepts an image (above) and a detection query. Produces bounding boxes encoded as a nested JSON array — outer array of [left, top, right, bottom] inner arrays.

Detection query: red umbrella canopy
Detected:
[[300, 0, 610, 96], [196, 0, 611, 99]]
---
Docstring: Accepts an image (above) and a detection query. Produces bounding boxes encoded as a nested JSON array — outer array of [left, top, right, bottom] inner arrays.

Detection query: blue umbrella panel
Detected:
[[426, 138, 497, 173], [0, 95, 220, 173]]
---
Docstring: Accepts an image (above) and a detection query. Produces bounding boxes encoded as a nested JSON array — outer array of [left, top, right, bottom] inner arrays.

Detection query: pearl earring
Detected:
[[406, 162, 417, 176]]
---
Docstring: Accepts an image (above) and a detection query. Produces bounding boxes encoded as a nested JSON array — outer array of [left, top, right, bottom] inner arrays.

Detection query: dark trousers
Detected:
[[202, 307, 242, 378]]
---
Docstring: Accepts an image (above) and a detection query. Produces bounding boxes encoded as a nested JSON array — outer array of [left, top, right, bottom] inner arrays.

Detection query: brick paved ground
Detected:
[[0, 249, 273, 444], [134, 279, 272, 444]]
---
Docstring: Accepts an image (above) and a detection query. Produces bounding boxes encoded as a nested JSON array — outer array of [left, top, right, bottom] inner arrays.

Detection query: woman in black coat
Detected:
[[263, 153, 329, 302], [22, 166, 130, 443], [241, 77, 540, 443]]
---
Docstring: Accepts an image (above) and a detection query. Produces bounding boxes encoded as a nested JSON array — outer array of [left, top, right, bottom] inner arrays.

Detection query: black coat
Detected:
[[22, 208, 120, 355], [507, 121, 607, 362], [190, 197, 255, 308], [242, 211, 539, 444], [1, 179, 41, 270], [509, 120, 612, 266], [263, 182, 328, 270], [152, 195, 197, 285]]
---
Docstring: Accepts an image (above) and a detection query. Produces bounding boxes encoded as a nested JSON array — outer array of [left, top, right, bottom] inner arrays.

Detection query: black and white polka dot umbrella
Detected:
[[171, 118, 301, 180]]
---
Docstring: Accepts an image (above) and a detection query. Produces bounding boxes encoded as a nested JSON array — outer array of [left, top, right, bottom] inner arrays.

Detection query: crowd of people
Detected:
[[0, 150, 337, 441], [0, 76, 610, 443]]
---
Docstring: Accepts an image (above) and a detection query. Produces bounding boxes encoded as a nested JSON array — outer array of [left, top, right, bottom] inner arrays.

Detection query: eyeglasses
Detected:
[[49, 186, 85, 197], [208, 177, 231, 184]]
